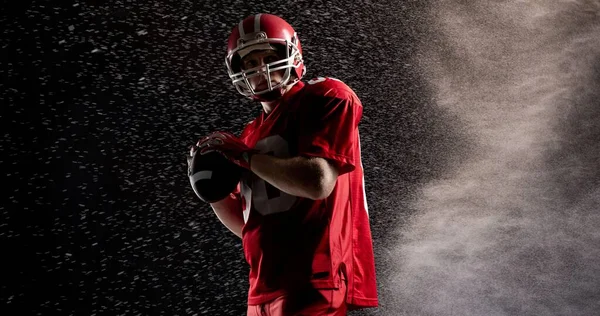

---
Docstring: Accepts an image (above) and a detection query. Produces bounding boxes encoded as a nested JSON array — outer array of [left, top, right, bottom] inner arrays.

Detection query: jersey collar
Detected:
[[260, 80, 305, 123]]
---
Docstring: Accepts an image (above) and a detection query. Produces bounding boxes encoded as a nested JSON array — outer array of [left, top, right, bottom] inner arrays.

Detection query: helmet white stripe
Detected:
[[238, 19, 245, 37], [254, 13, 262, 33]]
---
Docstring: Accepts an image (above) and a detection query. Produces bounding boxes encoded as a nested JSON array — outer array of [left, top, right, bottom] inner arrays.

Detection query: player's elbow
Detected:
[[307, 160, 338, 200], [310, 181, 335, 200], [210, 193, 244, 238]]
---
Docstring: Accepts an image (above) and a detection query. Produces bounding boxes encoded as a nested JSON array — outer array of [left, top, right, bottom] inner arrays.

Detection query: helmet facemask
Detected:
[[226, 34, 304, 101]]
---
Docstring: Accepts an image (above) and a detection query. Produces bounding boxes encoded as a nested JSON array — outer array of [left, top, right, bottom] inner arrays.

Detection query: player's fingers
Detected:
[[201, 138, 224, 148], [196, 132, 220, 146], [220, 132, 235, 139], [196, 137, 210, 147], [197, 139, 211, 149], [199, 146, 216, 155], [206, 131, 226, 140], [212, 132, 229, 141]]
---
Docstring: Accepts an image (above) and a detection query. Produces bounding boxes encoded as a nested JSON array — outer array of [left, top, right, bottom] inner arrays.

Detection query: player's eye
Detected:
[[264, 55, 279, 64], [242, 59, 258, 69]]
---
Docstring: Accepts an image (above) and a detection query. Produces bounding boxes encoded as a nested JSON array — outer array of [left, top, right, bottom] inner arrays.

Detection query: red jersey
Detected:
[[237, 77, 378, 309]]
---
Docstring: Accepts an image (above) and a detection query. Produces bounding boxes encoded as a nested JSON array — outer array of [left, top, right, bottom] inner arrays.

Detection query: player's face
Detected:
[[240, 49, 286, 91]]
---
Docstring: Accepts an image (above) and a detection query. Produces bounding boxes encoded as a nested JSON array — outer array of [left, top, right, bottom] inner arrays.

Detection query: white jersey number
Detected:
[[241, 135, 297, 221], [307, 76, 341, 85]]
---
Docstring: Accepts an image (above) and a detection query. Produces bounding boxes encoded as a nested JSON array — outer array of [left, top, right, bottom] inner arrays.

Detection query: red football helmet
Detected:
[[225, 14, 306, 102]]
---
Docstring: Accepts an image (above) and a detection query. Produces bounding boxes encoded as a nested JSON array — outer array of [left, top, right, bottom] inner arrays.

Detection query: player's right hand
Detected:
[[197, 131, 257, 170]]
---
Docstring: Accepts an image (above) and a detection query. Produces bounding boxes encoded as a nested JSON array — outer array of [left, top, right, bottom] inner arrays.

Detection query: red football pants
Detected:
[[246, 280, 347, 316]]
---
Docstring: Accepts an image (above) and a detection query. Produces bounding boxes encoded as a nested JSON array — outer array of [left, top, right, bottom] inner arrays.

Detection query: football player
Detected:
[[189, 13, 378, 315]]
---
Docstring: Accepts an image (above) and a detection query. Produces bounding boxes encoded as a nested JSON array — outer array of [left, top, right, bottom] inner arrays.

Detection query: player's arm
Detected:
[[209, 192, 244, 238], [250, 91, 359, 200], [250, 155, 339, 200], [252, 90, 361, 200]]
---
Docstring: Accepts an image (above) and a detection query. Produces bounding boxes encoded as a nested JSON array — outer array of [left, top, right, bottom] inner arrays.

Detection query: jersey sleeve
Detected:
[[296, 92, 362, 175]]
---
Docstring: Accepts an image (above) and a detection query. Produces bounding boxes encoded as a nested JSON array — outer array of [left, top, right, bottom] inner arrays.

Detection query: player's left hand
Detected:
[[196, 131, 257, 169]]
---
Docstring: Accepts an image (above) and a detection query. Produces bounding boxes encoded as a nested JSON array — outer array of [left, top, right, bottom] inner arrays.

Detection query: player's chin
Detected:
[[254, 81, 281, 91], [254, 84, 270, 91]]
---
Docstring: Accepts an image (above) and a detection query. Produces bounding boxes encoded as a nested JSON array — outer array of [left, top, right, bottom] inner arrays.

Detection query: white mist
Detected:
[[388, 2, 600, 315]]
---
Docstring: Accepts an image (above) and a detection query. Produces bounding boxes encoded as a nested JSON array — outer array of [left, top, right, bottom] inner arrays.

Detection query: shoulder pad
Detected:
[[304, 77, 356, 99]]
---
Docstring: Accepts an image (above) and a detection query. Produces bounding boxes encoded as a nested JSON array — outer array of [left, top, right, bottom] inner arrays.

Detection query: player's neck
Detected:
[[260, 85, 293, 114], [261, 100, 278, 114]]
